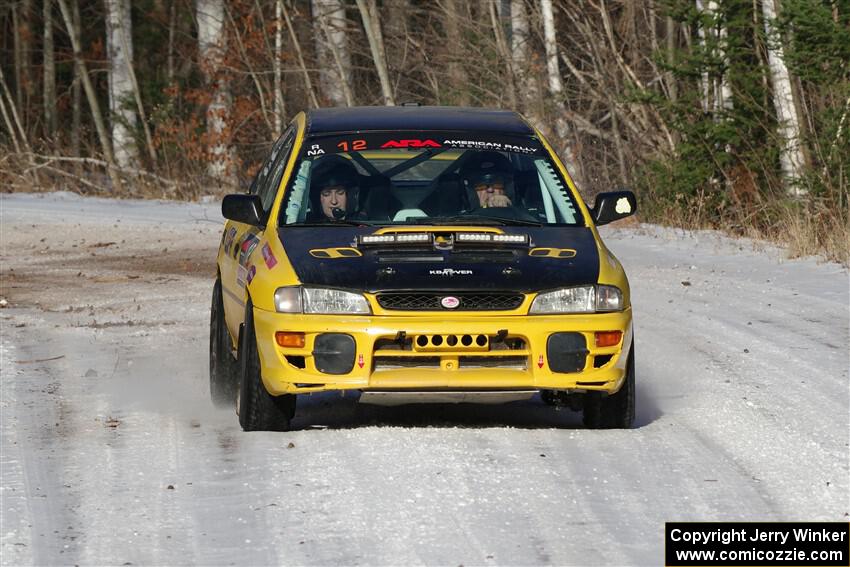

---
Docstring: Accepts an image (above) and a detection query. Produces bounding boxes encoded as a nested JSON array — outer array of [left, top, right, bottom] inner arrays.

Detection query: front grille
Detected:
[[377, 292, 524, 311]]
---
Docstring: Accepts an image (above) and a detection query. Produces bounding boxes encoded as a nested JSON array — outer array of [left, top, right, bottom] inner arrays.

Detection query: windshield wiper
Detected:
[[413, 215, 542, 227]]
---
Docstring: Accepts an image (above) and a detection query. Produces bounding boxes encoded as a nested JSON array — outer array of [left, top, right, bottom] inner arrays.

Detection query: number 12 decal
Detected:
[[337, 139, 367, 152]]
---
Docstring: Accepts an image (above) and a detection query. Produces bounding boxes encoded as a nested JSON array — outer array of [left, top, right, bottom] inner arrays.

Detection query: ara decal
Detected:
[[261, 243, 278, 269], [238, 233, 261, 267], [357, 354, 365, 369], [380, 139, 441, 149], [537, 355, 544, 368]]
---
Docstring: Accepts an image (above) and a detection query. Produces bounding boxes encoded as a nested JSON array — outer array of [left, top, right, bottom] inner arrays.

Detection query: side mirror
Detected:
[[590, 190, 637, 226], [222, 194, 265, 226]]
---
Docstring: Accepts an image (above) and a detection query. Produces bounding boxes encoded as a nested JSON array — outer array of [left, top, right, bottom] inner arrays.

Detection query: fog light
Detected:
[[276, 332, 305, 348], [595, 331, 622, 347]]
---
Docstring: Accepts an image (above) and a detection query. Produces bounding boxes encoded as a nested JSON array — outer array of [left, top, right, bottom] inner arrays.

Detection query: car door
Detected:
[[221, 125, 298, 340]]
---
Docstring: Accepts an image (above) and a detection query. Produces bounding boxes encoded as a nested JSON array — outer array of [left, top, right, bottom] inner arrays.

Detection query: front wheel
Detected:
[[237, 299, 296, 431], [209, 278, 238, 407], [583, 341, 635, 429]]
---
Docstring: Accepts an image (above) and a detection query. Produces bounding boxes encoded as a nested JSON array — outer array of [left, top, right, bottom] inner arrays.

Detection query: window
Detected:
[[279, 134, 584, 227], [251, 126, 296, 214]]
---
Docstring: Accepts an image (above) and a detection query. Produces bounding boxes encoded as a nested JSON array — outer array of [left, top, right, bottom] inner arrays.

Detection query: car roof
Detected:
[[306, 106, 534, 136]]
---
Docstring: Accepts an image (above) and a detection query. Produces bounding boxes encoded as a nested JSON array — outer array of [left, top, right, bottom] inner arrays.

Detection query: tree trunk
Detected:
[[70, 0, 81, 164], [665, 15, 678, 102], [57, 0, 123, 191], [274, 0, 284, 134], [312, 0, 352, 107], [443, 0, 469, 106], [540, 0, 582, 189], [511, 0, 542, 124], [695, 0, 712, 112], [43, 0, 57, 139], [762, 0, 806, 195], [106, 0, 139, 168], [196, 0, 235, 183], [167, 2, 176, 85], [487, 0, 516, 108], [355, 0, 395, 105], [281, 1, 320, 109], [20, 0, 34, 133], [0, 67, 30, 154]]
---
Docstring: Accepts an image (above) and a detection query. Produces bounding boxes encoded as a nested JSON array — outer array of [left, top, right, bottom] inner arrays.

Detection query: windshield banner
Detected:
[[303, 132, 547, 157]]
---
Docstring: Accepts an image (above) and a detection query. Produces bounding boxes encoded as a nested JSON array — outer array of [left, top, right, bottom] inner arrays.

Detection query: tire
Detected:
[[209, 278, 238, 407], [237, 299, 296, 432], [583, 341, 635, 429]]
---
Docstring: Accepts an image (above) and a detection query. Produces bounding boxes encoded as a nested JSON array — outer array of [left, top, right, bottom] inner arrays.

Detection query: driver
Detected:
[[308, 158, 360, 221], [461, 151, 515, 209]]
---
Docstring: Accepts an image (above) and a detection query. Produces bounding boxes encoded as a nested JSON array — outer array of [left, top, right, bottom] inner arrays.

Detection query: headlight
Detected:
[[274, 287, 371, 314], [529, 285, 623, 314]]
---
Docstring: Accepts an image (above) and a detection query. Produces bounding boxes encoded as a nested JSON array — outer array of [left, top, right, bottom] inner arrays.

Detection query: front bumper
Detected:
[[252, 308, 633, 396]]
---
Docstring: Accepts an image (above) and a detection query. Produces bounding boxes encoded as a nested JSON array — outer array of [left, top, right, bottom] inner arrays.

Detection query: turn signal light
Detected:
[[595, 331, 622, 347], [275, 332, 305, 348]]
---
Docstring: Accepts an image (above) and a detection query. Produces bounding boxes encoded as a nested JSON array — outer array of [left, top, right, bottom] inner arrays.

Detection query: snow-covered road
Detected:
[[1, 192, 847, 566]]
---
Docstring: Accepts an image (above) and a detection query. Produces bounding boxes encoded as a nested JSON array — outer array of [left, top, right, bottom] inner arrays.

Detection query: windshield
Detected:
[[279, 133, 583, 226]]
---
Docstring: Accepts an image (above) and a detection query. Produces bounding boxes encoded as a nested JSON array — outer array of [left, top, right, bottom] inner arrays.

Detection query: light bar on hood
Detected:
[[456, 232, 528, 244], [358, 233, 430, 246]]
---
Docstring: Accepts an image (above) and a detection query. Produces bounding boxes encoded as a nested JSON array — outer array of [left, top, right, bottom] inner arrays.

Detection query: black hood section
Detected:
[[278, 227, 600, 292]]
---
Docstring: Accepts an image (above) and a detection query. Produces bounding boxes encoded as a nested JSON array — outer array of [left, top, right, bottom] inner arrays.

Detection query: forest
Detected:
[[1, 0, 847, 263]]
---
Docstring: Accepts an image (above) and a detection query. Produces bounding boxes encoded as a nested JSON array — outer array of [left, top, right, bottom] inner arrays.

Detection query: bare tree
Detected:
[[43, 0, 57, 138], [57, 0, 123, 190], [312, 0, 353, 107], [274, 0, 285, 134], [18, 0, 35, 132], [70, 0, 81, 162], [442, 0, 470, 106], [762, 0, 806, 195], [511, 0, 541, 125], [540, 0, 582, 188], [105, 0, 139, 167], [356, 0, 395, 105], [197, 0, 234, 182], [281, 1, 320, 109]]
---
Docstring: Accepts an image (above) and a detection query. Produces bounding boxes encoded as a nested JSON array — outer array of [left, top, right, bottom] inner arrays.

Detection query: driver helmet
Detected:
[[309, 156, 360, 218], [460, 151, 515, 207]]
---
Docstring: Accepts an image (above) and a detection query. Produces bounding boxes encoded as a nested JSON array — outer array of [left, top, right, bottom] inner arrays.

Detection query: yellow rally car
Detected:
[[210, 106, 637, 431]]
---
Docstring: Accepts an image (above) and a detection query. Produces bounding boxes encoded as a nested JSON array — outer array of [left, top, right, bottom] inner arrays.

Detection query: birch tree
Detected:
[[540, 0, 582, 188], [695, 0, 732, 117], [355, 0, 395, 106], [762, 0, 807, 196], [510, 0, 541, 125], [197, 0, 234, 182], [312, 0, 353, 107], [105, 0, 138, 167], [56, 0, 122, 190]]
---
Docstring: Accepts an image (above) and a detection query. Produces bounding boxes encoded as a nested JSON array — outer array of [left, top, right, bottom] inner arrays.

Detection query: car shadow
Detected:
[[288, 386, 662, 431]]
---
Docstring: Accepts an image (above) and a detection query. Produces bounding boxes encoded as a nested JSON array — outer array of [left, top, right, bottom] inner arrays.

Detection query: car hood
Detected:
[[277, 226, 600, 293]]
